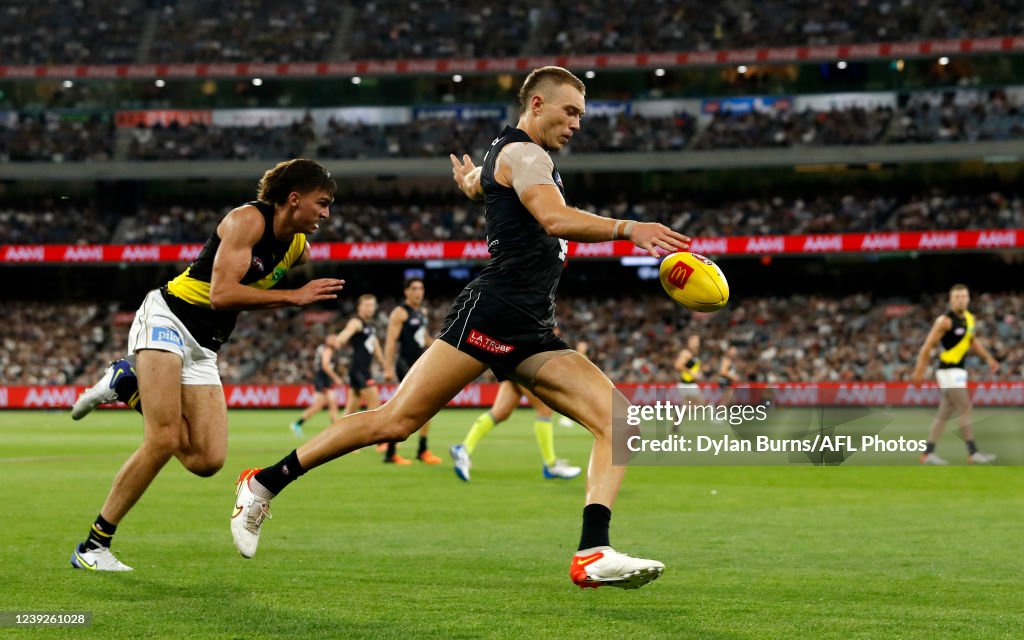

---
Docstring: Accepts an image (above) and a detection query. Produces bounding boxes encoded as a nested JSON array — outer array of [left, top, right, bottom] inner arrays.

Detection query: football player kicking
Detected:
[[229, 67, 689, 589]]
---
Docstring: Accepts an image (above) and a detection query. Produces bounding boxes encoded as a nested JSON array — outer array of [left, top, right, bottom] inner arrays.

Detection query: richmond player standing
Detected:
[[912, 284, 999, 465]]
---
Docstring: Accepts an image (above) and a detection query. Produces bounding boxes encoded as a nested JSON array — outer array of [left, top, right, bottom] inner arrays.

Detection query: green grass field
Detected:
[[4, 408, 1023, 639]]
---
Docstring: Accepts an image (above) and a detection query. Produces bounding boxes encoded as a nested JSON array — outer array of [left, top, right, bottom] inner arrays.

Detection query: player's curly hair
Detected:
[[518, 66, 585, 115], [257, 159, 337, 205]]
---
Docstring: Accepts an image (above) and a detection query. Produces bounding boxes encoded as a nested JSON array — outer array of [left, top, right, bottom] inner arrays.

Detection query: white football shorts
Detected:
[[935, 367, 968, 390], [127, 289, 221, 386]]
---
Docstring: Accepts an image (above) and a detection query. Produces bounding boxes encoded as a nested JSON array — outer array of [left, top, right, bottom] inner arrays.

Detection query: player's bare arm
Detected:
[[322, 346, 343, 386], [336, 318, 362, 345], [209, 206, 344, 310], [674, 349, 692, 372], [911, 315, 952, 383], [450, 154, 483, 200], [971, 337, 1000, 374], [519, 180, 689, 258], [383, 306, 408, 381], [294, 241, 311, 266]]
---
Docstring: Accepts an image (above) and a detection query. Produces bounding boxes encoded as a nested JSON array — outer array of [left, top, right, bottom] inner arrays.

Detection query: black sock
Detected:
[[418, 435, 428, 456], [83, 514, 117, 551], [578, 504, 611, 551], [114, 375, 143, 415], [385, 442, 397, 460], [925, 441, 935, 454], [254, 450, 306, 495], [295, 417, 306, 426], [966, 440, 978, 455]]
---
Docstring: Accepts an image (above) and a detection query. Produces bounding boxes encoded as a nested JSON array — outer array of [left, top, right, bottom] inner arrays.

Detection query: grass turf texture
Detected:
[[3, 408, 1022, 639]]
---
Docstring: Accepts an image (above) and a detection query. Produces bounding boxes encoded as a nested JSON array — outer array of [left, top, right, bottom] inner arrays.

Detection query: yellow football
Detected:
[[659, 252, 729, 312]]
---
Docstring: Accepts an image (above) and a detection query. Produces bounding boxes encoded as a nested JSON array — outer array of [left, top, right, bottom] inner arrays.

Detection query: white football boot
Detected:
[[70, 545, 133, 572], [968, 451, 996, 464], [450, 444, 471, 482], [70, 360, 130, 420], [570, 547, 665, 589], [543, 459, 582, 479], [231, 468, 273, 558]]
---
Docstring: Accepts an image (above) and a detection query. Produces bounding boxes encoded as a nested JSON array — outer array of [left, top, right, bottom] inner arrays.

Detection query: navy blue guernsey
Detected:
[[398, 303, 428, 364], [348, 319, 377, 374], [312, 343, 330, 376], [470, 126, 568, 328]]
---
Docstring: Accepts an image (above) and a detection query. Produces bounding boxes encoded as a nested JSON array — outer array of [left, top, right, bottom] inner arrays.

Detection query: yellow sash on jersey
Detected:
[[167, 234, 306, 308], [939, 310, 975, 365], [681, 357, 701, 383]]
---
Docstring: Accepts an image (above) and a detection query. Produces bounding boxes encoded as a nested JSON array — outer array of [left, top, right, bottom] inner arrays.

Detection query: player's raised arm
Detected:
[[336, 317, 362, 345], [451, 154, 484, 201], [209, 206, 343, 310], [911, 315, 952, 383]]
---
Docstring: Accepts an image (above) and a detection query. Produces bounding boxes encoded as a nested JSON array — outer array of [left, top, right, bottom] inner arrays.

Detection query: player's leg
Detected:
[[451, 380, 520, 481], [291, 391, 326, 437], [369, 384, 409, 465], [325, 387, 340, 423], [73, 349, 184, 572], [176, 383, 227, 478], [947, 388, 995, 463], [524, 387, 580, 480], [231, 341, 488, 557], [921, 391, 955, 465], [525, 351, 664, 589]]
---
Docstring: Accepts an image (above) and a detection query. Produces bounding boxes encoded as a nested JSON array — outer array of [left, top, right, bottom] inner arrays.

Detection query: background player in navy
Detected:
[[71, 159, 343, 571], [912, 284, 1000, 464], [289, 333, 344, 437], [336, 294, 396, 461], [382, 277, 442, 464], [232, 67, 689, 589]]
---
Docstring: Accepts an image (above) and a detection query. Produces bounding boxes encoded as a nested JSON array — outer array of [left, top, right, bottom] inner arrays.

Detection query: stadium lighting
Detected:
[[837, 60, 848, 70], [351, 76, 362, 85], [154, 79, 165, 88], [251, 78, 263, 86], [585, 70, 596, 79], [938, 56, 950, 66], [737, 65, 748, 74], [654, 68, 666, 77], [452, 74, 463, 83], [61, 80, 73, 88]]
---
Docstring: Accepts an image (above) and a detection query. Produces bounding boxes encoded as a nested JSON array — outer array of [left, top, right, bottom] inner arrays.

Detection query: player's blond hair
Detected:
[[518, 66, 585, 115], [949, 283, 969, 295]]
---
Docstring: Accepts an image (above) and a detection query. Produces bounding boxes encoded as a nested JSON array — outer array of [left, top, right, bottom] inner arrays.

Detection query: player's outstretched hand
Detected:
[[293, 278, 345, 306], [629, 222, 690, 258], [450, 154, 484, 201]]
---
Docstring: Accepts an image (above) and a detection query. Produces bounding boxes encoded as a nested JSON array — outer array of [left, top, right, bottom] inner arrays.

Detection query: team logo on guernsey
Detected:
[[553, 171, 564, 189], [466, 329, 515, 355], [251, 256, 265, 271]]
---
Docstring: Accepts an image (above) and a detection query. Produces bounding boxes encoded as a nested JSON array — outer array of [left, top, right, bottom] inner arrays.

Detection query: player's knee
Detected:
[[183, 454, 224, 478], [373, 408, 421, 442], [143, 419, 182, 455]]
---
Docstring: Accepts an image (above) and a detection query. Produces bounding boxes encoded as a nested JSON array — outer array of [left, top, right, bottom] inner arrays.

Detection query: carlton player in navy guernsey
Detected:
[[912, 284, 1000, 465], [70, 159, 343, 572], [382, 277, 443, 464], [232, 67, 690, 590]]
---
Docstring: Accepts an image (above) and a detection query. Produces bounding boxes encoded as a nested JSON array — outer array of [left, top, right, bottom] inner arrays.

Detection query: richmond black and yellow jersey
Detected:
[[938, 310, 975, 369], [161, 201, 306, 351]]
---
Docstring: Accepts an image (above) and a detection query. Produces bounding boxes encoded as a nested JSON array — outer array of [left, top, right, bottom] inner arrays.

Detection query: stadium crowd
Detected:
[[5, 90, 1022, 164], [3, 1, 1021, 65], [3, 188, 1021, 245], [5, 292, 1021, 387]]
